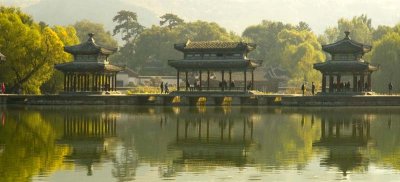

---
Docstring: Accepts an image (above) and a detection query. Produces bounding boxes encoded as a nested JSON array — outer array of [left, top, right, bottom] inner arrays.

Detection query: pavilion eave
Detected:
[[168, 59, 261, 71], [55, 62, 124, 73]]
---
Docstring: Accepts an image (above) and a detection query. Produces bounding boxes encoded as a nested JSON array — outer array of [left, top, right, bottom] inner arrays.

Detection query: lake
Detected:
[[0, 106, 400, 182]]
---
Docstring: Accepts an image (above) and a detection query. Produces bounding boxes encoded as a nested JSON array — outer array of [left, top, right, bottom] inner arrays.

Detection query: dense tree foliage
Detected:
[[129, 18, 240, 75], [0, 7, 78, 94], [73, 19, 118, 48], [4, 6, 400, 93], [242, 21, 324, 86]]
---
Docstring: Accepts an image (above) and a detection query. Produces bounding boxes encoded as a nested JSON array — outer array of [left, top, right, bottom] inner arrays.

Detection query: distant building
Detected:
[[117, 68, 139, 87], [137, 76, 181, 86]]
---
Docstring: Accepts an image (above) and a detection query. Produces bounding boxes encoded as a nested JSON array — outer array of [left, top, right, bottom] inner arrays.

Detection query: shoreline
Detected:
[[1, 94, 399, 106]]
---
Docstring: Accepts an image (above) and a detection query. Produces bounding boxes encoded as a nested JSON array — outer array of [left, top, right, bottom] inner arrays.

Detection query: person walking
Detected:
[[311, 82, 316, 96], [160, 81, 164, 94], [164, 82, 169, 94], [389, 82, 393, 95], [1, 82, 5, 94], [301, 83, 305, 96]]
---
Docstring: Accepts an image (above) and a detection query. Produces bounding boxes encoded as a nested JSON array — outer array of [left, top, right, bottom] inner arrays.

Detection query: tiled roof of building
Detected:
[[55, 62, 124, 72], [322, 31, 371, 55], [64, 33, 117, 55], [313, 61, 377, 72], [174, 40, 256, 52]]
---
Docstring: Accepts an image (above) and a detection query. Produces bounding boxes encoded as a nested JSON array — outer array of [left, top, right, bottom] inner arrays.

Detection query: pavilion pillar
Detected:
[[101, 73, 106, 91], [360, 73, 365, 92], [244, 70, 247, 92], [177, 70, 180, 91], [337, 75, 341, 92], [77, 74, 80, 91], [94, 74, 98, 91], [221, 70, 225, 91], [111, 74, 113, 91], [114, 73, 117, 91], [68, 74, 72, 92], [322, 73, 326, 93], [229, 70, 232, 90], [207, 71, 210, 91], [108, 74, 111, 91], [329, 75, 333, 93], [353, 75, 357, 92], [64, 73, 67, 92], [367, 73, 372, 91], [185, 71, 188, 91], [251, 70, 254, 90], [199, 70, 202, 91], [73, 74, 77, 92]]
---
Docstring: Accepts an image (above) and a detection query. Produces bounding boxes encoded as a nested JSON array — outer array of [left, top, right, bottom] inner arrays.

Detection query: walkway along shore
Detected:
[[1, 94, 400, 106]]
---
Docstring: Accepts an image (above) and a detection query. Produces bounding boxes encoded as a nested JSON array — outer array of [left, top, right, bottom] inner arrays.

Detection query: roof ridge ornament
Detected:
[[344, 31, 351, 40], [88, 33, 95, 43]]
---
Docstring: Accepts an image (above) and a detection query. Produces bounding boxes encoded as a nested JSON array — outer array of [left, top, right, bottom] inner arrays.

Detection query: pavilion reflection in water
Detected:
[[166, 108, 257, 176], [58, 113, 117, 176], [313, 114, 373, 176]]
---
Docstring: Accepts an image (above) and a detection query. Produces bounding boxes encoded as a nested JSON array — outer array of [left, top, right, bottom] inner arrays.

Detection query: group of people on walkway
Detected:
[[160, 82, 169, 94], [301, 82, 316, 96]]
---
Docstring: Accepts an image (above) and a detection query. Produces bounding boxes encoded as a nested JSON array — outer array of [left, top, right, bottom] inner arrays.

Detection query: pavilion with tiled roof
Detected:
[[168, 40, 262, 92], [55, 33, 124, 93], [314, 31, 378, 94]]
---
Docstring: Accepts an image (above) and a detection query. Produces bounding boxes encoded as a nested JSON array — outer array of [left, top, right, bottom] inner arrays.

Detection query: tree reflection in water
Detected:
[[2, 106, 400, 181]]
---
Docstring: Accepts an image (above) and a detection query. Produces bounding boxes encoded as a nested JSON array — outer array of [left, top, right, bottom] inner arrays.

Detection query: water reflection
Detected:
[[314, 114, 372, 176], [59, 113, 117, 176], [2, 106, 400, 181]]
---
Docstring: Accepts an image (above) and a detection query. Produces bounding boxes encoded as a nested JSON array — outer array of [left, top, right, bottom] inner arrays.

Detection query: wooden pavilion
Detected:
[[168, 40, 262, 92], [314, 31, 378, 94], [55, 33, 124, 94]]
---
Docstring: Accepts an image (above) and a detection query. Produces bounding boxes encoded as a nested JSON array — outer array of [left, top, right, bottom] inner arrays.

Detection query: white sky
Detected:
[[2, 0, 400, 34]]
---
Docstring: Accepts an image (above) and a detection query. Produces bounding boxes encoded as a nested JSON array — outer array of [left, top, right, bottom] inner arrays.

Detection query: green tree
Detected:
[[74, 19, 118, 48], [278, 29, 325, 86], [0, 7, 74, 94], [370, 32, 400, 92], [132, 20, 240, 74], [321, 15, 374, 44], [160, 13, 184, 30], [242, 20, 297, 67], [112, 10, 144, 45]]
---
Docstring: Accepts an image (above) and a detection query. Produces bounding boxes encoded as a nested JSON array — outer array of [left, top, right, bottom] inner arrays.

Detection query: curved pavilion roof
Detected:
[[64, 33, 117, 55], [174, 40, 256, 53], [322, 31, 372, 55], [313, 61, 378, 73], [55, 62, 124, 73]]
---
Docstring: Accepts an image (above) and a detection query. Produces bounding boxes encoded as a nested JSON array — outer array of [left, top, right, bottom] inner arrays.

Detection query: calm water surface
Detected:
[[1, 106, 400, 181]]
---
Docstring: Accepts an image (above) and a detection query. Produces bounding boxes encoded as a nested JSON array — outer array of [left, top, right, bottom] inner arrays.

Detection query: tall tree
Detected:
[[159, 13, 184, 30], [112, 10, 144, 45]]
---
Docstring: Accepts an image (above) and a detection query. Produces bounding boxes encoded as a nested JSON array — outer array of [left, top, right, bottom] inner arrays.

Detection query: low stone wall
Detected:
[[281, 95, 400, 106], [0, 94, 283, 106], [2, 94, 399, 106]]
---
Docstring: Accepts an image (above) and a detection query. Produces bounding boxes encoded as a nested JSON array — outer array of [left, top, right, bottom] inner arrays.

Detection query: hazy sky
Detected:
[[2, 0, 400, 34]]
